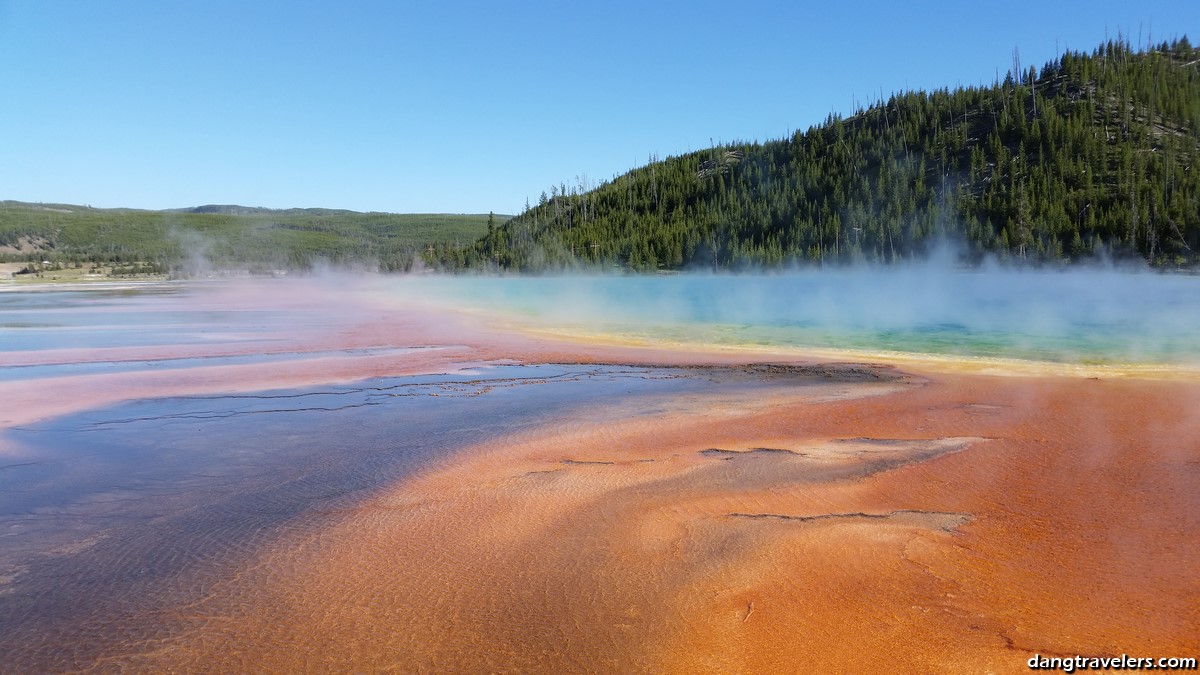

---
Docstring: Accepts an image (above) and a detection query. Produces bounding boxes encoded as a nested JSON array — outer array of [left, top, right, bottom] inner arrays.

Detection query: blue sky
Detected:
[[1, 1, 1196, 214]]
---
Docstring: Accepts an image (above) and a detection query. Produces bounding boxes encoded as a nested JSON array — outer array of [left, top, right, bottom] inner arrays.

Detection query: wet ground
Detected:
[[0, 360, 892, 671]]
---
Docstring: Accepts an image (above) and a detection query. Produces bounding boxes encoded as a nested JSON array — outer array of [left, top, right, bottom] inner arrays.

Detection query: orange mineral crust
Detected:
[[93, 368, 1199, 673]]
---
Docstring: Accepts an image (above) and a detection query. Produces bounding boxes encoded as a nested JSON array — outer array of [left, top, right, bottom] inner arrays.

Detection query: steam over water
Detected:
[[4, 269, 1199, 366], [411, 270, 1200, 364]]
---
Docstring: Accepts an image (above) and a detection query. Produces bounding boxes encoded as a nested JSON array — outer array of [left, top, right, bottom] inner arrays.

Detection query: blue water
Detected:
[[5, 271, 1199, 365], [408, 270, 1200, 364]]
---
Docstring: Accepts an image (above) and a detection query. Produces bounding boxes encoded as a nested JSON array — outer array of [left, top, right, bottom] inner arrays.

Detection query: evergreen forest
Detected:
[[5, 37, 1197, 277], [448, 37, 1200, 271]]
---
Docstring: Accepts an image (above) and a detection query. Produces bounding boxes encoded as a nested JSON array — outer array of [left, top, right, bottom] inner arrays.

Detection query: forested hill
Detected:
[[444, 37, 1200, 271]]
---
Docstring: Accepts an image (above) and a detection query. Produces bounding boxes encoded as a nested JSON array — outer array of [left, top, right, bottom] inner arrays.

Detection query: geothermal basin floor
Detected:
[[0, 282, 1197, 673]]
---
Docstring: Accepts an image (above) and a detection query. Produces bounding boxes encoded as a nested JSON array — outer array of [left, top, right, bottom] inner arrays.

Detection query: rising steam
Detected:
[[394, 259, 1200, 364]]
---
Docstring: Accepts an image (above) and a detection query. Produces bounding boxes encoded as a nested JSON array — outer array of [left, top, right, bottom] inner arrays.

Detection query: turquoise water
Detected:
[[407, 270, 1200, 364], [4, 272, 1197, 365]]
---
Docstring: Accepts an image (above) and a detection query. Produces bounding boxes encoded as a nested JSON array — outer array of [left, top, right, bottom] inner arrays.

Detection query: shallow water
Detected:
[[0, 346, 426, 381], [0, 286, 297, 352]]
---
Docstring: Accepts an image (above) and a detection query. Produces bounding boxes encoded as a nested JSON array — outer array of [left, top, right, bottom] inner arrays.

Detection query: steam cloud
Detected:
[[398, 261, 1200, 364]]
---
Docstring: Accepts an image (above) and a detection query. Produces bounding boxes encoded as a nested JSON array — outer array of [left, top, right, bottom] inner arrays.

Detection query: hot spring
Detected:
[[403, 269, 1200, 365]]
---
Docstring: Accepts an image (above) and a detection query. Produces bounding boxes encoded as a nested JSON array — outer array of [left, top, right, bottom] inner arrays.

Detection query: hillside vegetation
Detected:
[[447, 37, 1200, 271], [0, 202, 500, 274]]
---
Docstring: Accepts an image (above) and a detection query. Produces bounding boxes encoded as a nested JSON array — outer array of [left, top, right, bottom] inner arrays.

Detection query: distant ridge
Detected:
[[0, 200, 497, 218], [174, 205, 362, 217], [0, 201, 507, 273]]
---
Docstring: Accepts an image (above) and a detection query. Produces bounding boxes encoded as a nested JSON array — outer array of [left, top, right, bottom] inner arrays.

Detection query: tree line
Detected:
[[435, 37, 1199, 271]]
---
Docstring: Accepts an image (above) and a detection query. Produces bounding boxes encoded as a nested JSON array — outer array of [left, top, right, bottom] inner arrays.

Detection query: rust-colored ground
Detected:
[[92, 366, 1200, 673], [4, 281, 1198, 672]]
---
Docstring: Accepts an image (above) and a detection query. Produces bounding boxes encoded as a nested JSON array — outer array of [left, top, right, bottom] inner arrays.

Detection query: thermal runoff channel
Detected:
[[0, 273, 1197, 672]]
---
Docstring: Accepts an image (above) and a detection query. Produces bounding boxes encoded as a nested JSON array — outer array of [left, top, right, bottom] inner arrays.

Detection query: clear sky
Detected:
[[1, 1, 1196, 214]]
